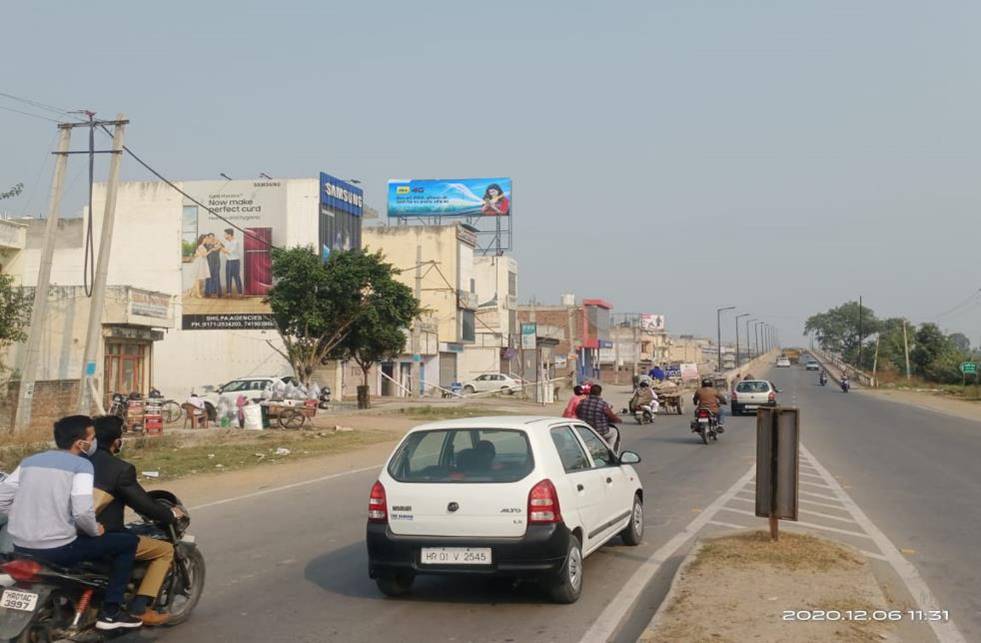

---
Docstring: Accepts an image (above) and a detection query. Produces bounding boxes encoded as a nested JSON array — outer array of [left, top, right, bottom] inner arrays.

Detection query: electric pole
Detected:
[[76, 114, 127, 414], [410, 244, 422, 397], [13, 125, 72, 432]]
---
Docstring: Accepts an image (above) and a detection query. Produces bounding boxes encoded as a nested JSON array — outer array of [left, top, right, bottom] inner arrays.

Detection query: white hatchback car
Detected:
[[366, 416, 644, 603]]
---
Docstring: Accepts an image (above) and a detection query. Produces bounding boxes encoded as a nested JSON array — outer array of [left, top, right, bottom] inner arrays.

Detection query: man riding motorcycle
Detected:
[[692, 378, 727, 432], [629, 381, 659, 417], [575, 384, 623, 453], [89, 415, 186, 625]]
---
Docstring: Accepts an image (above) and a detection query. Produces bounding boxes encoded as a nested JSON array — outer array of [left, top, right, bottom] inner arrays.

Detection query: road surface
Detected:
[[128, 368, 978, 642]]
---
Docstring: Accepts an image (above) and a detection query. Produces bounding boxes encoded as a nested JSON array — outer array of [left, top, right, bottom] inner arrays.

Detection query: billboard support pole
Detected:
[[77, 114, 127, 415], [411, 244, 422, 398]]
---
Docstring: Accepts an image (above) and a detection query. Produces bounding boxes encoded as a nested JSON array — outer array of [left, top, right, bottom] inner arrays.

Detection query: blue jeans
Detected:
[[16, 533, 138, 607], [226, 259, 242, 295]]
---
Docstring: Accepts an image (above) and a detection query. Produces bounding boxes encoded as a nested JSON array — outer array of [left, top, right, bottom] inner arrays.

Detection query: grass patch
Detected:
[[689, 531, 863, 573], [2, 429, 393, 481]]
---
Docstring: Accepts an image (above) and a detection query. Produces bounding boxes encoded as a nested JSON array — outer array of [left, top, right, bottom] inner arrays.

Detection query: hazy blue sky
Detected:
[[2, 1, 980, 345]]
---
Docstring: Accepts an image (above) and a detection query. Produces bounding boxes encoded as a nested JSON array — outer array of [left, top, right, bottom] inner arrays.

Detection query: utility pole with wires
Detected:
[[13, 125, 72, 433], [410, 244, 422, 398], [76, 114, 128, 414]]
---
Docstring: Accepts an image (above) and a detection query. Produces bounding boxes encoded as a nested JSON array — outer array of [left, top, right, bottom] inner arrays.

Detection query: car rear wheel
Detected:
[[463, 385, 475, 394], [548, 534, 583, 604], [732, 404, 742, 416], [621, 495, 644, 546], [376, 572, 415, 597]]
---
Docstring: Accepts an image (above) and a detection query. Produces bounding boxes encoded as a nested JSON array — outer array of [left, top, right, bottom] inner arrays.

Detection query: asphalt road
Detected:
[[126, 370, 980, 642]]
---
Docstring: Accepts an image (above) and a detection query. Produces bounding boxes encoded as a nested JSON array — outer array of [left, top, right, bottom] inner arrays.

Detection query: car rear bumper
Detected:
[[366, 522, 570, 578]]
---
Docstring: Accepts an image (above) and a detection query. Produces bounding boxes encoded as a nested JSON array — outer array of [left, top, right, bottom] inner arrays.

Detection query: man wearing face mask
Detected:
[[90, 415, 184, 625], [0, 415, 142, 631]]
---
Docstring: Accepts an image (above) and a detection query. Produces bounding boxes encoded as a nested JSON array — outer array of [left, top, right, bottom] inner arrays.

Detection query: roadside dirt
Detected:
[[640, 531, 895, 643]]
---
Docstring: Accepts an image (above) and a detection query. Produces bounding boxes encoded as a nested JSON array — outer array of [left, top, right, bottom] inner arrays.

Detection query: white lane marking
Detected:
[[718, 507, 873, 540], [799, 479, 834, 490], [861, 550, 889, 561], [800, 489, 840, 502], [801, 445, 967, 643], [799, 472, 826, 482], [578, 465, 756, 643], [798, 496, 852, 511], [799, 507, 862, 524], [189, 464, 382, 511]]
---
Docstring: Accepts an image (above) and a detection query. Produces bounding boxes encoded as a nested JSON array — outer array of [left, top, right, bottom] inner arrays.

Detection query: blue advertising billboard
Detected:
[[320, 172, 363, 217], [388, 177, 511, 218]]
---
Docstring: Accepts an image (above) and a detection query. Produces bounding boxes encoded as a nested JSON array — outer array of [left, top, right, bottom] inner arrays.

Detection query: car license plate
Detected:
[[420, 547, 491, 565], [1, 589, 38, 612]]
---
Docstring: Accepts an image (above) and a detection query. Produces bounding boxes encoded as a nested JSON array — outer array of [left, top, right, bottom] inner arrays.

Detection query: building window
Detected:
[[181, 206, 199, 260], [461, 310, 475, 342]]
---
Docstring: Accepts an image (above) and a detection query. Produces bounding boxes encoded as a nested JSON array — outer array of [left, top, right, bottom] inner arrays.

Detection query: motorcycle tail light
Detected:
[[2, 560, 42, 582]]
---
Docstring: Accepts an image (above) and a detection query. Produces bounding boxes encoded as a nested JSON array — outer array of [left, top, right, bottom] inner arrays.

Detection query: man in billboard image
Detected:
[[221, 228, 243, 297], [481, 183, 510, 216], [204, 233, 223, 298]]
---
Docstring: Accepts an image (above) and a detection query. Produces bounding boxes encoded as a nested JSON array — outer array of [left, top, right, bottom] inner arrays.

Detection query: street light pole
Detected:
[[754, 321, 763, 357], [735, 313, 750, 366], [717, 306, 735, 372], [746, 318, 757, 359]]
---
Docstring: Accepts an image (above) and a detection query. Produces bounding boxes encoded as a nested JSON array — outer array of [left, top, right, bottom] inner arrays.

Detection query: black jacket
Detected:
[[88, 448, 174, 532]]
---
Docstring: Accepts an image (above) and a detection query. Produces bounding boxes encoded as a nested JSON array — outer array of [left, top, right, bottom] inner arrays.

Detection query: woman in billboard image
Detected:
[[184, 234, 210, 298], [481, 183, 510, 216]]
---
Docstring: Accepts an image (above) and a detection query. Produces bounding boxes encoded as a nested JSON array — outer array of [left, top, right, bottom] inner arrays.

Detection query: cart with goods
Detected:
[[653, 383, 685, 415], [264, 398, 318, 429]]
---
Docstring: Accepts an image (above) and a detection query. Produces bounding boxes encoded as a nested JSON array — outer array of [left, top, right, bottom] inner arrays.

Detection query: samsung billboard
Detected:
[[319, 172, 363, 262], [388, 177, 511, 218]]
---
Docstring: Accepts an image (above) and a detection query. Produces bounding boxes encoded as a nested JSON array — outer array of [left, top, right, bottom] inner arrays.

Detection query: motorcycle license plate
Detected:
[[698, 418, 709, 424], [420, 547, 491, 565], [1, 589, 38, 612]]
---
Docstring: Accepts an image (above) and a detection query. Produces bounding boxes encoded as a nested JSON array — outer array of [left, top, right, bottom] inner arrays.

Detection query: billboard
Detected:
[[180, 180, 284, 330], [640, 314, 666, 332], [319, 173, 363, 262], [388, 177, 511, 218]]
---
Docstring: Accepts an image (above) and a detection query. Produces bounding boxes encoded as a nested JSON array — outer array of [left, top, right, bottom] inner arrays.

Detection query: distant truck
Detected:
[[782, 348, 801, 364]]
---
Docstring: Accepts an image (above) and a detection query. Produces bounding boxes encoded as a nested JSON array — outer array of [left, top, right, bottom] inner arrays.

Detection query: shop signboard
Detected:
[[680, 362, 700, 382], [388, 178, 511, 218], [640, 314, 665, 332], [521, 323, 537, 350], [319, 172, 363, 262], [180, 179, 285, 330]]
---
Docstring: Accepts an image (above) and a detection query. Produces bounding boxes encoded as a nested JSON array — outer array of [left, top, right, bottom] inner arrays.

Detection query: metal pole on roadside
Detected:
[[746, 318, 757, 360], [410, 244, 422, 398], [735, 313, 750, 367], [754, 321, 763, 357], [717, 306, 734, 372], [13, 125, 72, 432], [77, 114, 127, 415], [902, 320, 912, 382]]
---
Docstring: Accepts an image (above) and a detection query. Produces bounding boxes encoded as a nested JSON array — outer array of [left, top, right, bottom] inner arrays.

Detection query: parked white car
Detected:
[[203, 375, 298, 409], [461, 373, 523, 395], [366, 416, 644, 603]]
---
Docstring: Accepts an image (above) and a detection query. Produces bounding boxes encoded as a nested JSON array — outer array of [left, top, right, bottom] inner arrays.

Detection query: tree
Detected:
[[0, 183, 23, 202], [910, 323, 963, 383], [804, 301, 880, 366], [0, 274, 31, 374], [265, 247, 374, 385], [949, 332, 971, 353], [332, 252, 420, 407]]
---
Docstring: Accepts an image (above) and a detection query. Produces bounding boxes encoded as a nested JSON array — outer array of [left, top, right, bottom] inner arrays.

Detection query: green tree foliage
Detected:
[[0, 183, 23, 201], [948, 332, 971, 353], [265, 247, 420, 388], [0, 274, 31, 373], [804, 301, 879, 365], [332, 252, 420, 406], [910, 323, 964, 383]]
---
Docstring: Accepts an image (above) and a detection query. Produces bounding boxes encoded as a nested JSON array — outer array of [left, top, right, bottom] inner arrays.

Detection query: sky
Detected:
[[1, 0, 980, 346]]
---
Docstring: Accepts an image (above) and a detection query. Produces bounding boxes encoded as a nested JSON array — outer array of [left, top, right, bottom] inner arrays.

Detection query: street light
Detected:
[[755, 321, 764, 357], [746, 318, 758, 359], [717, 306, 735, 372], [735, 313, 750, 366]]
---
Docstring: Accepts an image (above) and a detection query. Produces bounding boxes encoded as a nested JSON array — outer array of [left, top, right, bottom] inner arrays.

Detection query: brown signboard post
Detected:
[[755, 407, 800, 540]]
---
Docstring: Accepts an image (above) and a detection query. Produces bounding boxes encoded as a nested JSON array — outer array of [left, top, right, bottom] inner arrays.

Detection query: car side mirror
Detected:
[[619, 451, 641, 465]]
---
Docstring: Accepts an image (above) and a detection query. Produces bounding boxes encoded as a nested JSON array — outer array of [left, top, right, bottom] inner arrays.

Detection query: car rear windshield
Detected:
[[736, 381, 771, 393], [388, 429, 534, 483]]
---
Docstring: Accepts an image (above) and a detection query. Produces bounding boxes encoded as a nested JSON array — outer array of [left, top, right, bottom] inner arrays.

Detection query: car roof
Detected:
[[406, 416, 571, 432], [737, 379, 772, 384]]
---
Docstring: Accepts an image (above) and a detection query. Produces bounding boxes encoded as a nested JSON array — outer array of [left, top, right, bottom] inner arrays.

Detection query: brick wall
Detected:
[[0, 380, 81, 432]]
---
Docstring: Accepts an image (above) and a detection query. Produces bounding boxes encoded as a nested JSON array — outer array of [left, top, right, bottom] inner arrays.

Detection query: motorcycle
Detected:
[[318, 385, 332, 410], [633, 405, 654, 425], [840, 378, 850, 393], [819, 372, 828, 387], [148, 388, 185, 424], [690, 407, 722, 445], [0, 490, 205, 641]]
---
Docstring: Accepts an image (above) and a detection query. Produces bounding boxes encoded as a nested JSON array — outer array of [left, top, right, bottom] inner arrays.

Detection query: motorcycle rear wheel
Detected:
[[700, 428, 709, 445]]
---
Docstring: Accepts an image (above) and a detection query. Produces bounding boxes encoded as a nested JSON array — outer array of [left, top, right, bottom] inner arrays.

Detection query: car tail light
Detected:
[[368, 481, 387, 523], [2, 560, 42, 582], [731, 390, 738, 402], [528, 479, 562, 524], [768, 391, 776, 402]]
